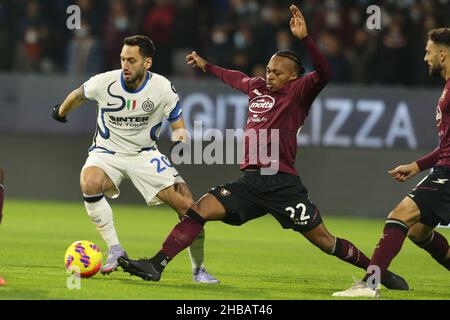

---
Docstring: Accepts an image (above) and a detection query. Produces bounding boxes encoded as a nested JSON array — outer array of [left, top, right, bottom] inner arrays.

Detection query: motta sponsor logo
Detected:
[[142, 99, 155, 112], [249, 95, 275, 114]]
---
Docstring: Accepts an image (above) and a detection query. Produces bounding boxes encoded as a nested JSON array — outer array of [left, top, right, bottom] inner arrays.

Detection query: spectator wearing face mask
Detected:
[[204, 24, 234, 71], [13, 0, 52, 73], [103, 0, 131, 70], [65, 20, 104, 76]]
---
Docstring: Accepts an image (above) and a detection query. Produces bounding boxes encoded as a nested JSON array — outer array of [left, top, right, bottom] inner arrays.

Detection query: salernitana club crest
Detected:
[[142, 99, 155, 113]]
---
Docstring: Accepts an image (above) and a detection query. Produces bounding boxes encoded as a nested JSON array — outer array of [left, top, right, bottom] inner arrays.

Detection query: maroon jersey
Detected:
[[416, 79, 450, 170], [205, 36, 331, 176]]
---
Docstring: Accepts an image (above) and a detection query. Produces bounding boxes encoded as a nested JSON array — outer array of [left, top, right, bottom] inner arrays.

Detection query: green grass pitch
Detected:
[[0, 199, 449, 300]]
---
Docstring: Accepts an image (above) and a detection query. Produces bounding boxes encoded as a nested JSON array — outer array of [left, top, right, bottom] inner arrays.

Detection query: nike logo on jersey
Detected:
[[432, 178, 448, 184], [107, 102, 118, 106], [173, 173, 180, 177]]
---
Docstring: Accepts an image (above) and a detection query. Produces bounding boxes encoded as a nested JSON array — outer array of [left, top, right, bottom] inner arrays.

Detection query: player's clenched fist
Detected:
[[52, 104, 67, 123]]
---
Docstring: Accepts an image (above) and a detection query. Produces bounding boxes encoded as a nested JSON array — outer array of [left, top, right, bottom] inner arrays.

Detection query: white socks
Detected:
[[188, 228, 206, 271], [84, 193, 207, 271], [83, 194, 119, 248]]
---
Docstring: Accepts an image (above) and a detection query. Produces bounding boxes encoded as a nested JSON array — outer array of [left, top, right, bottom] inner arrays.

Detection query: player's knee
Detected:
[[176, 200, 194, 217], [190, 194, 226, 221], [171, 183, 194, 216], [191, 202, 212, 221], [387, 207, 401, 220], [80, 176, 103, 195], [191, 202, 204, 216], [387, 207, 410, 225], [387, 198, 420, 226]]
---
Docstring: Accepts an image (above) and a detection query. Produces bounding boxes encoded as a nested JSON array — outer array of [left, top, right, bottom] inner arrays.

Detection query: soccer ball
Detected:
[[64, 240, 103, 278]]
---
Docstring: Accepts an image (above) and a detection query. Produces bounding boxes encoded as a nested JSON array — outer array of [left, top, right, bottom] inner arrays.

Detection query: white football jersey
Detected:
[[83, 69, 181, 154]]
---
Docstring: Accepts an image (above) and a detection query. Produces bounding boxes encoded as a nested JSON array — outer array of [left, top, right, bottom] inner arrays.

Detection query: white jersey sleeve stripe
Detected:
[[167, 101, 182, 122]]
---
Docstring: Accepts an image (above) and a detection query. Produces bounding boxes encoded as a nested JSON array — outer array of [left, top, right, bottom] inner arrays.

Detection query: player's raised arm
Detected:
[[186, 51, 253, 93], [290, 4, 331, 85], [52, 85, 88, 123]]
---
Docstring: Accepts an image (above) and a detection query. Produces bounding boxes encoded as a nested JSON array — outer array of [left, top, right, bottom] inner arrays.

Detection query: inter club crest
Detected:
[[142, 99, 155, 113]]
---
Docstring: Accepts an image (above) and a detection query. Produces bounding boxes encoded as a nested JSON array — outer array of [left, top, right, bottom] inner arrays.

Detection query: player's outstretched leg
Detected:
[[118, 208, 205, 282], [119, 194, 225, 281], [302, 222, 409, 291], [408, 223, 450, 270], [333, 197, 419, 297], [81, 167, 126, 275], [158, 184, 220, 283]]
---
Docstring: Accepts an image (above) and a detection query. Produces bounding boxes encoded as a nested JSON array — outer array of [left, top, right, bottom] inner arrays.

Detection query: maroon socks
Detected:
[[332, 238, 371, 269], [413, 231, 450, 270], [151, 209, 205, 271], [363, 219, 409, 282]]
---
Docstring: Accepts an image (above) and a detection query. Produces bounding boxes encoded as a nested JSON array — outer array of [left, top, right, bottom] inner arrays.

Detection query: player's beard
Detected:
[[429, 61, 442, 78], [124, 68, 146, 88]]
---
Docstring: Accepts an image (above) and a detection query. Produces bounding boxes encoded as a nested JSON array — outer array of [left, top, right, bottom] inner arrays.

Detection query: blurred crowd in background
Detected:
[[1, 0, 449, 87]]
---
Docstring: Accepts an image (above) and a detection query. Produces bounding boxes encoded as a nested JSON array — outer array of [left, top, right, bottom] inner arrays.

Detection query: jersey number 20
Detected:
[[150, 156, 173, 173]]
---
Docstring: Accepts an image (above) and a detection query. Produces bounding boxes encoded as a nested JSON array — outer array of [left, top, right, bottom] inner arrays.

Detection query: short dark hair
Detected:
[[123, 35, 156, 58], [428, 28, 450, 47], [274, 50, 305, 75]]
